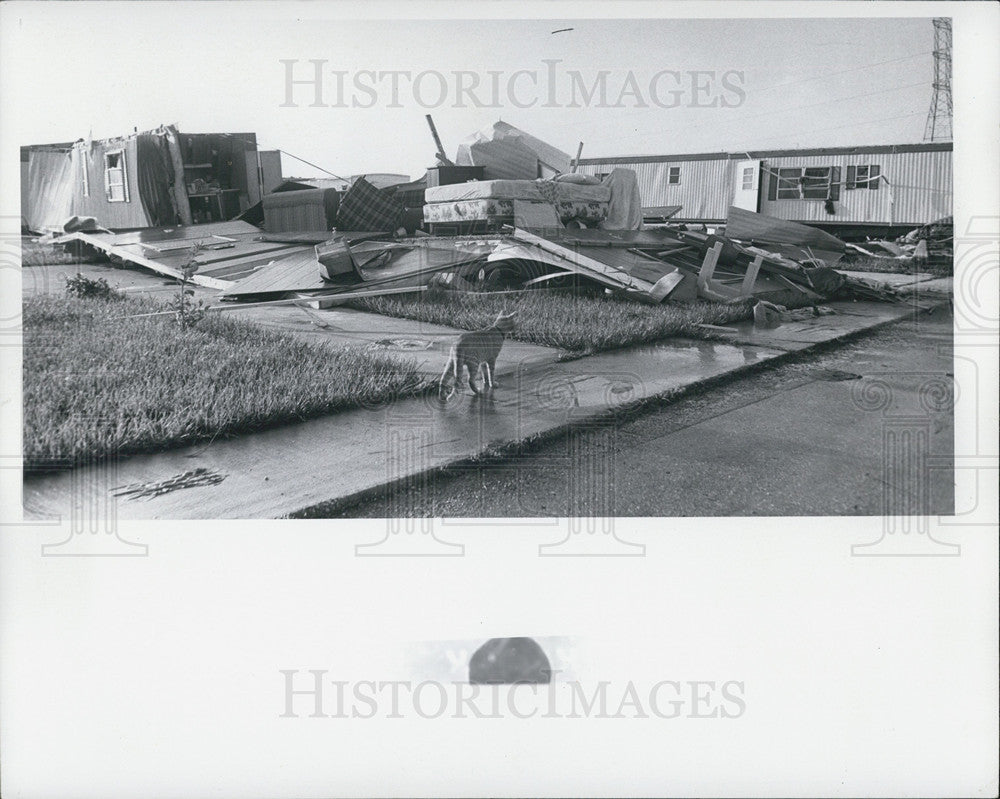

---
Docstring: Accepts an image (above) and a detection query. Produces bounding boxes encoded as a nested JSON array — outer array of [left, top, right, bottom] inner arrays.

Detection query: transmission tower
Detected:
[[923, 18, 952, 141]]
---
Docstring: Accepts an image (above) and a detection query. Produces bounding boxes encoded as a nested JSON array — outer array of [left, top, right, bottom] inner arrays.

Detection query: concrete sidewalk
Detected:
[[22, 291, 943, 520]]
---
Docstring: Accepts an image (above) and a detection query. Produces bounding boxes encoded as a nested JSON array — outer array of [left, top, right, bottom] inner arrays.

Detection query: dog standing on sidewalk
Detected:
[[439, 311, 517, 399]]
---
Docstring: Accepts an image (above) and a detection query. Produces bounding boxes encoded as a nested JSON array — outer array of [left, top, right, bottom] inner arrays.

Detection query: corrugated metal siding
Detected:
[[577, 159, 731, 221], [759, 150, 952, 226], [262, 190, 330, 232], [580, 145, 952, 226]]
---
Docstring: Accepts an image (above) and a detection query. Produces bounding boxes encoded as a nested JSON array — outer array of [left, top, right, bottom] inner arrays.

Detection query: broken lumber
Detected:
[[425, 114, 455, 167]]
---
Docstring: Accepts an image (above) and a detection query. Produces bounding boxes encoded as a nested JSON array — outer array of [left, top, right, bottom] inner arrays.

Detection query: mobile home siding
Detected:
[[70, 138, 152, 228], [577, 157, 731, 221], [579, 144, 951, 227], [759, 149, 952, 226]]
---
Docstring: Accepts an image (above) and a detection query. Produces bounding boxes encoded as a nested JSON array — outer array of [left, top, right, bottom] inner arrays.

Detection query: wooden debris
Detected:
[[112, 467, 226, 501]]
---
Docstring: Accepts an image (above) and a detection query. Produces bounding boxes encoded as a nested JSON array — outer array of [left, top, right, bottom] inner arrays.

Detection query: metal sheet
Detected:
[[725, 206, 847, 262]]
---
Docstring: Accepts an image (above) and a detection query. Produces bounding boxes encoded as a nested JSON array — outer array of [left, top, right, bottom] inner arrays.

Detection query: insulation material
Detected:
[[25, 149, 76, 233], [135, 133, 179, 226], [599, 169, 644, 231]]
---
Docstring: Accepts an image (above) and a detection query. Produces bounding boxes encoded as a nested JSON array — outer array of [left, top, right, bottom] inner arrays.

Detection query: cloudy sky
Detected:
[[2, 3, 948, 181]]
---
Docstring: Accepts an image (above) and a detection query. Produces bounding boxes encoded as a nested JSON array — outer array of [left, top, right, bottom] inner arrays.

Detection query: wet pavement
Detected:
[[337, 307, 956, 518]]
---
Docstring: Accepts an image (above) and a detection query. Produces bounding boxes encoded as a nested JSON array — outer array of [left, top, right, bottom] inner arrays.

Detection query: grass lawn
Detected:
[[352, 289, 811, 355], [23, 294, 426, 470]]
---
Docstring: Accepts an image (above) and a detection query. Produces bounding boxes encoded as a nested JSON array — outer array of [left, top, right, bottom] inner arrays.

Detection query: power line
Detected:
[[545, 49, 934, 130], [620, 79, 928, 142], [218, 132, 348, 181], [753, 50, 933, 93], [275, 149, 347, 181], [744, 110, 927, 147]]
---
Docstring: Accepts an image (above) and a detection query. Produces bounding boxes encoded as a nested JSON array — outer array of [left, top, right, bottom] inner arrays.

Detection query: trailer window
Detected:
[[104, 150, 130, 203], [801, 167, 833, 199], [846, 164, 881, 190], [741, 166, 755, 190], [770, 166, 841, 200], [667, 166, 681, 184], [774, 168, 802, 199]]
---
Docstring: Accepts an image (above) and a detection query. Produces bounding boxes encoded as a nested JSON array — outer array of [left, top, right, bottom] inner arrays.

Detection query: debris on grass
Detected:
[[351, 288, 817, 355]]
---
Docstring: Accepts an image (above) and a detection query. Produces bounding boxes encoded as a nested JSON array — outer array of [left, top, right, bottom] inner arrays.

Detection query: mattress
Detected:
[[424, 179, 611, 204], [423, 198, 608, 226]]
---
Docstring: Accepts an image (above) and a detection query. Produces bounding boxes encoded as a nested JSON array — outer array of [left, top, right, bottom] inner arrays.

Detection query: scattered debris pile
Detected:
[[724, 206, 847, 264], [52, 120, 917, 313], [218, 217, 896, 311], [843, 215, 953, 270]]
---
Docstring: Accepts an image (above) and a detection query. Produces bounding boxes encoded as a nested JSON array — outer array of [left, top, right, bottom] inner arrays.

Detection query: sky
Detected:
[[2, 4, 942, 181]]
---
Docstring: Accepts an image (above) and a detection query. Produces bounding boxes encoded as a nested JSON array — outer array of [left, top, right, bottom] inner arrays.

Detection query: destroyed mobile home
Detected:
[[45, 120, 949, 322]]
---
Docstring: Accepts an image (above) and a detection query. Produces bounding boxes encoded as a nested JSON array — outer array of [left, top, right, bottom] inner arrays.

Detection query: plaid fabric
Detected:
[[336, 176, 402, 232], [394, 186, 426, 208]]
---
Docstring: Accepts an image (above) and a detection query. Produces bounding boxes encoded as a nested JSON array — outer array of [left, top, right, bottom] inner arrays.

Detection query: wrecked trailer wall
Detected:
[[578, 142, 952, 229], [758, 145, 952, 227], [23, 127, 272, 233], [577, 153, 731, 223], [69, 136, 154, 229], [24, 148, 77, 233]]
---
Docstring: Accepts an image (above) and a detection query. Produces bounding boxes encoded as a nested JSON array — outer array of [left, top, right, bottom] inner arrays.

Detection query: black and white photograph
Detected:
[[1, 1, 997, 796]]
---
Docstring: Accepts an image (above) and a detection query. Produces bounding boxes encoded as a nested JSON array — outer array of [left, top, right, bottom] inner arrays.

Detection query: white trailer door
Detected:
[[732, 159, 762, 212]]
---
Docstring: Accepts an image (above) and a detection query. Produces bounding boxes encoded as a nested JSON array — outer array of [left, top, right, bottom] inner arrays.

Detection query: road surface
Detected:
[[331, 307, 954, 517]]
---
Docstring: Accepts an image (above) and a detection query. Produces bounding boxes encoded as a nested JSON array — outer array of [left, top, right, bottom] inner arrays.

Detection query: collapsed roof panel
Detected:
[[725, 206, 848, 263], [56, 221, 314, 290]]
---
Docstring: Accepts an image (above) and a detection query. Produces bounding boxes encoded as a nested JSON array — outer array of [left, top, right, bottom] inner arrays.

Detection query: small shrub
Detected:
[[64, 272, 122, 301], [171, 244, 206, 328]]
